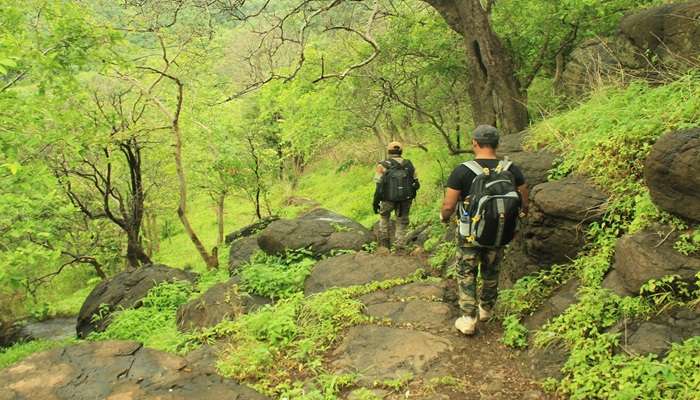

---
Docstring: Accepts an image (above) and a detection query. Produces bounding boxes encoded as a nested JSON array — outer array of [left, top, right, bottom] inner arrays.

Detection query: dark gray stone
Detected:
[[224, 216, 279, 245], [331, 325, 452, 384], [0, 340, 268, 399], [523, 279, 579, 331], [176, 278, 271, 332], [76, 265, 196, 338], [304, 252, 425, 295], [257, 208, 372, 256], [645, 128, 700, 221], [603, 227, 700, 296], [228, 236, 262, 274], [617, 305, 700, 356]]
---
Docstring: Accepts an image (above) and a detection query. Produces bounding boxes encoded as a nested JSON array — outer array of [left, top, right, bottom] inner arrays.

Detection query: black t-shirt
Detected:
[[446, 159, 526, 199]]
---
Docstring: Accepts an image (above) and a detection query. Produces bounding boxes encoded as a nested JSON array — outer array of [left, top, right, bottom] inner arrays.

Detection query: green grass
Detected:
[[0, 338, 77, 370], [496, 72, 700, 398]]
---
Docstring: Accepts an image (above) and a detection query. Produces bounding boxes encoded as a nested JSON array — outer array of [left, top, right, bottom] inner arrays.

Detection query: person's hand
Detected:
[[439, 212, 448, 224], [373, 202, 380, 214]]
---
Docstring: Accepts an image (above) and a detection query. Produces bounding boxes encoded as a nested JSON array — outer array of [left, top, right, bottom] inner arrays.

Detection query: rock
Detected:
[[224, 216, 279, 245], [359, 281, 455, 330], [523, 279, 579, 331], [0, 320, 29, 349], [304, 252, 425, 295], [617, 305, 700, 356], [523, 176, 607, 265], [507, 151, 557, 188], [501, 176, 607, 287], [0, 340, 268, 400], [561, 3, 700, 95], [359, 281, 448, 305], [500, 132, 557, 188], [228, 236, 262, 273], [620, 3, 700, 67], [645, 128, 700, 221], [76, 265, 197, 338], [19, 318, 75, 342], [331, 325, 452, 384], [523, 342, 569, 380], [257, 208, 372, 256], [364, 300, 456, 330], [176, 278, 271, 332], [603, 228, 700, 296], [560, 36, 645, 96]]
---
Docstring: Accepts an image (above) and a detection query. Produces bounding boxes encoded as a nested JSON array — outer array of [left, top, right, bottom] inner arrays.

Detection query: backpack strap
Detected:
[[462, 160, 485, 176], [496, 158, 513, 173]]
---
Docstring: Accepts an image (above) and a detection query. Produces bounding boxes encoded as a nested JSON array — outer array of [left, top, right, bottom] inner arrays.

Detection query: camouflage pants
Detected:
[[456, 235, 504, 317], [378, 200, 412, 248]]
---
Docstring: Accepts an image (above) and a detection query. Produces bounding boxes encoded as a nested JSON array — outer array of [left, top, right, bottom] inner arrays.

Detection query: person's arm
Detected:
[[518, 183, 529, 216], [440, 188, 461, 223]]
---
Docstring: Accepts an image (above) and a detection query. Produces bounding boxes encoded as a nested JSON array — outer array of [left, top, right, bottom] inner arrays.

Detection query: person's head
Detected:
[[387, 141, 403, 156], [471, 125, 499, 153]]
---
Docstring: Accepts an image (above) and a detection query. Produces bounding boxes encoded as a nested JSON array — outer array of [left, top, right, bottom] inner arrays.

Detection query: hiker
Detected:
[[440, 125, 529, 335], [373, 141, 420, 250]]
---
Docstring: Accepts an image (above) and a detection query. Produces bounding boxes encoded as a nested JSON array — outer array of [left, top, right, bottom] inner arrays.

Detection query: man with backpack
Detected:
[[440, 125, 529, 335], [373, 141, 420, 250]]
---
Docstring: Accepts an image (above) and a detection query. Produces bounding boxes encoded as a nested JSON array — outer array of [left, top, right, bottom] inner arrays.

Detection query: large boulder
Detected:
[[620, 2, 700, 66], [561, 3, 700, 95], [304, 252, 425, 295], [523, 279, 580, 331], [560, 36, 645, 96], [0, 340, 268, 400], [176, 277, 270, 332], [257, 208, 372, 256], [603, 227, 700, 296], [644, 128, 700, 221], [501, 176, 607, 287], [228, 236, 262, 273], [76, 265, 196, 338]]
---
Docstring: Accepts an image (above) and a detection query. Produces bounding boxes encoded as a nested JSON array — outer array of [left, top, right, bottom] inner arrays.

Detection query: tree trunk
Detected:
[[173, 117, 219, 269], [126, 231, 152, 269], [424, 0, 529, 134]]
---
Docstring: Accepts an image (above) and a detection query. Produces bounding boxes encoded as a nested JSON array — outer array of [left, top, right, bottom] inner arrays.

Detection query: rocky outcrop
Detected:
[[371, 221, 431, 249], [228, 236, 262, 273], [257, 208, 372, 256], [620, 2, 700, 65], [360, 281, 456, 331], [76, 265, 196, 338], [500, 132, 558, 188], [501, 176, 607, 287], [561, 3, 700, 95], [603, 228, 700, 296], [0, 340, 268, 399], [304, 252, 424, 295], [645, 128, 700, 221], [331, 325, 452, 384], [176, 278, 270, 332]]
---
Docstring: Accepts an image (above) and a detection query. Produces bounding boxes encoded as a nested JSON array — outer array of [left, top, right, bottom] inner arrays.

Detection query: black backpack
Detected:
[[458, 159, 521, 247], [380, 159, 416, 202]]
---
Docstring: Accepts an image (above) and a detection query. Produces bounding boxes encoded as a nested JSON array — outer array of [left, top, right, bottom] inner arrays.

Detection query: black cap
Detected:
[[472, 125, 500, 145]]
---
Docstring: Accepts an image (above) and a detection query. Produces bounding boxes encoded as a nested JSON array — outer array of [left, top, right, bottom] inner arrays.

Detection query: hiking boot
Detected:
[[454, 315, 477, 335], [478, 305, 492, 322]]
